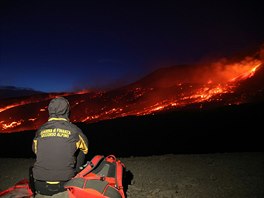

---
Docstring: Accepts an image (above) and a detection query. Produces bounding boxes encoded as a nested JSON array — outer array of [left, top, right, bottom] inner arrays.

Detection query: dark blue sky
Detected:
[[1, 0, 263, 92]]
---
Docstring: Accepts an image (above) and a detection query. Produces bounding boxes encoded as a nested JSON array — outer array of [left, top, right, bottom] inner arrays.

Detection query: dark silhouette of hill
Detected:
[[0, 101, 262, 158], [0, 86, 44, 99]]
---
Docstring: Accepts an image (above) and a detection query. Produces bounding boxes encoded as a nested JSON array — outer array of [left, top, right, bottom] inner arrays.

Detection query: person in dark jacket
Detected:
[[31, 97, 88, 196]]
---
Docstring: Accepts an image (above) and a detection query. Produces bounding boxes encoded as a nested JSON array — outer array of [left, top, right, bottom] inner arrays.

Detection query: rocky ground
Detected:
[[1, 152, 264, 198]]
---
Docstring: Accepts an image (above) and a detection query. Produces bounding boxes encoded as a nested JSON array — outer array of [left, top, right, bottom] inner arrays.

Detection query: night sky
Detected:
[[1, 0, 263, 92]]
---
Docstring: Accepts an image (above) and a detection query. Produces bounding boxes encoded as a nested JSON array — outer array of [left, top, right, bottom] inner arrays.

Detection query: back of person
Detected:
[[31, 97, 88, 196]]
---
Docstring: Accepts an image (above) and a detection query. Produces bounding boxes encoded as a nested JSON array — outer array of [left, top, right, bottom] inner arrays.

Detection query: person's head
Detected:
[[48, 97, 70, 119]]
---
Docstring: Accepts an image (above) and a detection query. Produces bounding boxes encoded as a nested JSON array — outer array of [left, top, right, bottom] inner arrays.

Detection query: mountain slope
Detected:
[[0, 56, 263, 133]]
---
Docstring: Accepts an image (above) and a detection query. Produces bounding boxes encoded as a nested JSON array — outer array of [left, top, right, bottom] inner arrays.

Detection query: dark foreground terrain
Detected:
[[1, 152, 264, 198], [0, 103, 263, 197]]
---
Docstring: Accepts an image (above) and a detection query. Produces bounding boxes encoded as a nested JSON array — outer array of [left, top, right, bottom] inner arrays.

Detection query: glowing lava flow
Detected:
[[0, 92, 89, 132], [0, 93, 72, 113], [1, 120, 23, 130], [230, 64, 261, 82], [0, 56, 262, 133], [76, 58, 262, 121]]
